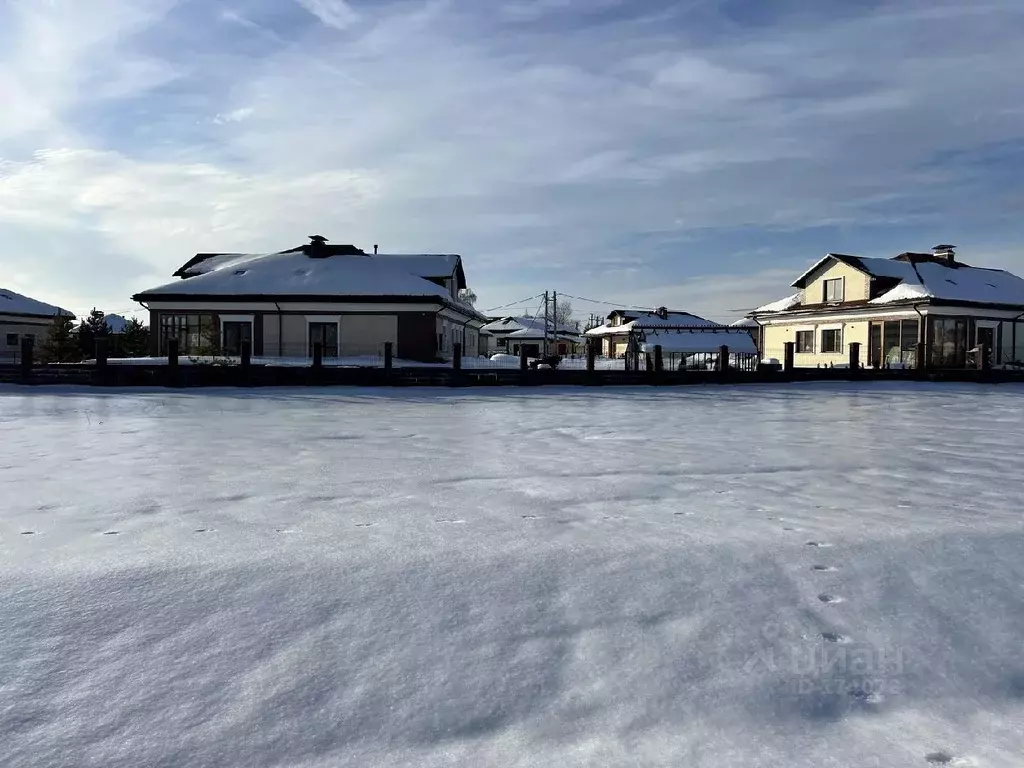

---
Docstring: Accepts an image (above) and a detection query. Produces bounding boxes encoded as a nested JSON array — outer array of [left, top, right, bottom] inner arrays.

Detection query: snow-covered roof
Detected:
[[585, 310, 717, 337], [639, 329, 757, 355], [504, 326, 580, 342], [750, 293, 803, 314], [870, 261, 1024, 306], [0, 288, 73, 318], [729, 317, 759, 328], [176, 250, 466, 289], [104, 314, 129, 333], [135, 248, 481, 318], [482, 315, 580, 337]]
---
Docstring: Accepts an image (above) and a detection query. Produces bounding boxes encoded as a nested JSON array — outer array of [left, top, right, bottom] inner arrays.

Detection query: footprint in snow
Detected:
[[848, 687, 884, 705], [674, 512, 693, 517], [274, 528, 297, 534], [818, 593, 844, 604], [20, 531, 36, 536], [924, 753, 954, 765], [806, 541, 833, 548], [521, 515, 541, 520], [435, 519, 466, 525], [812, 565, 839, 572], [819, 631, 849, 644], [103, 531, 120, 536], [194, 528, 215, 533], [354, 523, 376, 528]]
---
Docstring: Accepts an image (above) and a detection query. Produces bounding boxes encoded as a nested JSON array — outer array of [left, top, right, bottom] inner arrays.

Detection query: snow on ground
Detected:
[[2, 382, 1024, 767]]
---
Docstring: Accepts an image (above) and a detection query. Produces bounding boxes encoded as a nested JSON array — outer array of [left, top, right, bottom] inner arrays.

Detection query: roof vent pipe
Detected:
[[373, 244, 378, 255], [932, 244, 956, 264], [307, 235, 330, 259]]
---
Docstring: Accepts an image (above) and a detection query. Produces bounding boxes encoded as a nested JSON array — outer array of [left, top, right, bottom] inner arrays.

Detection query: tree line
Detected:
[[40, 309, 150, 363]]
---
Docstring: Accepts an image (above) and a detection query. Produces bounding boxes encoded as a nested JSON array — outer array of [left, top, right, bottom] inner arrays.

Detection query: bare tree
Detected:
[[555, 299, 577, 330], [459, 288, 478, 306]]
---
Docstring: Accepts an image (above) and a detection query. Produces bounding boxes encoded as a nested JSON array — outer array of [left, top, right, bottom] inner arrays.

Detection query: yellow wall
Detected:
[[762, 320, 870, 366], [803, 260, 870, 306]]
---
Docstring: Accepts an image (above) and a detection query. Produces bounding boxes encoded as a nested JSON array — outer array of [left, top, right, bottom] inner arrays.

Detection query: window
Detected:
[[24, 334, 35, 346], [159, 314, 217, 355], [930, 317, 967, 368], [821, 328, 843, 353], [308, 322, 339, 357], [900, 319, 919, 366], [795, 330, 814, 353], [883, 321, 901, 364], [823, 278, 844, 303], [5, 333, 17, 347]]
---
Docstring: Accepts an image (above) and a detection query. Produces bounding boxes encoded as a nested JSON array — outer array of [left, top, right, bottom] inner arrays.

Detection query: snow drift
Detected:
[[2, 383, 1023, 767]]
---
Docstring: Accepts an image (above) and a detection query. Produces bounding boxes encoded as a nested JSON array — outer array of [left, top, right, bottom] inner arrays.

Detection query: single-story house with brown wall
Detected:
[[132, 236, 487, 362], [1, 288, 74, 361]]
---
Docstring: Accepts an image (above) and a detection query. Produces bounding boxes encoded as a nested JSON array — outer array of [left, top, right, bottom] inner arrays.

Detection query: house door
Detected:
[[222, 321, 252, 356], [977, 326, 996, 366], [868, 323, 882, 368], [309, 322, 339, 357]]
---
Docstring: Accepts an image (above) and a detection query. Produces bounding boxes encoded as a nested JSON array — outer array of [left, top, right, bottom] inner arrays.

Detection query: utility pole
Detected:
[[552, 290, 558, 355], [542, 291, 549, 357]]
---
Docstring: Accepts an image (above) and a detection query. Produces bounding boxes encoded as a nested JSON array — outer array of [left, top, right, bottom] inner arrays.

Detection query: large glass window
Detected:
[[795, 330, 814, 353], [900, 318, 919, 367], [159, 314, 217, 355], [1000, 321, 1015, 364], [930, 317, 967, 367], [883, 322, 901, 365]]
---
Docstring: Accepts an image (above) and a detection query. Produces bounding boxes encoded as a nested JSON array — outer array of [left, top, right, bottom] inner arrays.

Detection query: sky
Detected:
[[2, 0, 1024, 324]]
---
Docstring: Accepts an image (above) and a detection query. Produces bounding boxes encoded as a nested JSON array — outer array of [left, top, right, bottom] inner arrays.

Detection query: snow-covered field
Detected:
[[2, 382, 1023, 767]]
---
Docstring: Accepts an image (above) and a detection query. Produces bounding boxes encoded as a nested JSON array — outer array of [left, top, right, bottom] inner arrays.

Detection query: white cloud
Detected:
[[292, 0, 358, 30], [213, 107, 254, 125], [2, 0, 1024, 320]]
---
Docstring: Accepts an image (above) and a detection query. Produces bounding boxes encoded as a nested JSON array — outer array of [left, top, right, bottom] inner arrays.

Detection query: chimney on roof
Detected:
[[932, 244, 956, 264], [307, 234, 330, 259], [656, 306, 668, 319], [373, 244, 378, 255]]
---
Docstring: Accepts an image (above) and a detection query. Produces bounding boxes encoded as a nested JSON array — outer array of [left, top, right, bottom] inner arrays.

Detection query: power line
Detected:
[[482, 293, 544, 314], [558, 292, 655, 311]]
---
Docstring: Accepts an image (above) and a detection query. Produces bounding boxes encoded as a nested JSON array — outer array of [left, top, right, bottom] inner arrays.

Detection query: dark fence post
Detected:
[[783, 342, 795, 372], [384, 341, 393, 371], [978, 343, 990, 371], [95, 337, 109, 369], [717, 345, 729, 373], [654, 345, 664, 373], [453, 342, 462, 370], [849, 341, 860, 371], [586, 342, 596, 372], [241, 340, 251, 368], [166, 338, 180, 387], [520, 347, 527, 371], [94, 338, 108, 384], [20, 337, 33, 383], [312, 341, 323, 370], [916, 341, 926, 372]]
